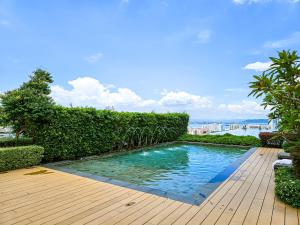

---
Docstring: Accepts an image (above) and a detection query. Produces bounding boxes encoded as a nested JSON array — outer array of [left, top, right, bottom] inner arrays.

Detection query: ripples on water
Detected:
[[62, 143, 246, 202]]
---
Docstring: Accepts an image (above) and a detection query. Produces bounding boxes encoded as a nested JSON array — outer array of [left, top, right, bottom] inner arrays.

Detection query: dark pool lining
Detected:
[[44, 144, 257, 205]]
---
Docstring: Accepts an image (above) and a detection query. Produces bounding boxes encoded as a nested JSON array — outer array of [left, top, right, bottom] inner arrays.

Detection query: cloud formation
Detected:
[[264, 32, 300, 48], [0, 19, 11, 27], [197, 30, 212, 44], [244, 61, 272, 71], [121, 0, 130, 4], [219, 100, 269, 115], [50, 77, 268, 118], [50, 77, 212, 111], [159, 91, 212, 108], [84, 53, 103, 63], [233, 0, 299, 4]]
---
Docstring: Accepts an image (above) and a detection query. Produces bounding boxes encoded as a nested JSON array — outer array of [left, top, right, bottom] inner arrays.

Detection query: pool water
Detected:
[[53, 143, 248, 204]]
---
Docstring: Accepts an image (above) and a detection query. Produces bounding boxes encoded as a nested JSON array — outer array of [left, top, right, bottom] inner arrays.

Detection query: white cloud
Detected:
[[225, 88, 249, 93], [50, 77, 212, 111], [50, 77, 270, 118], [219, 100, 269, 116], [51, 77, 149, 108], [233, 0, 299, 4], [159, 91, 212, 108], [84, 53, 103, 63], [0, 19, 11, 27], [161, 1, 169, 7], [244, 61, 272, 71], [196, 30, 212, 44], [264, 32, 300, 49], [233, 0, 269, 4], [121, 0, 129, 4]]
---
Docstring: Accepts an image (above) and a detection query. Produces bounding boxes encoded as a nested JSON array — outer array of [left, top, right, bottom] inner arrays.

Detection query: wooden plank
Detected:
[[207, 148, 275, 225], [187, 148, 268, 225], [95, 195, 159, 225], [159, 203, 192, 225], [145, 201, 183, 225], [285, 205, 299, 225], [222, 149, 277, 225], [172, 205, 200, 225], [271, 197, 286, 225], [41, 189, 139, 225], [0, 176, 84, 202], [16, 188, 132, 225], [0, 181, 110, 222], [130, 199, 175, 225], [4, 184, 123, 224], [1, 148, 298, 225], [257, 174, 276, 225], [0, 179, 95, 212], [115, 197, 167, 224], [70, 192, 149, 225]]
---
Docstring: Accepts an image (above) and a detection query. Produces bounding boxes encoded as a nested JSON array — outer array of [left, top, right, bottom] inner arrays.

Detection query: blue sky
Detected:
[[1, 0, 300, 119]]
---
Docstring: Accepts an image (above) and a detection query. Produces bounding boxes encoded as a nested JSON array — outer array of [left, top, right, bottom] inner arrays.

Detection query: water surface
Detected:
[[56, 143, 247, 204]]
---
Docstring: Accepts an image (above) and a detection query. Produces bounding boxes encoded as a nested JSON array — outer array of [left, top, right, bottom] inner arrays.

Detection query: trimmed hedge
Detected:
[[0, 137, 33, 147], [177, 133, 260, 147], [259, 132, 283, 148], [275, 167, 300, 208], [34, 106, 189, 162], [0, 145, 44, 172]]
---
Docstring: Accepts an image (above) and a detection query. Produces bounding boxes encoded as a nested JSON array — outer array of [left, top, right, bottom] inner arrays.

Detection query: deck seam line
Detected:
[[211, 148, 274, 225], [187, 148, 262, 223], [235, 149, 278, 225], [11, 184, 128, 224], [199, 148, 269, 224], [186, 148, 266, 225], [183, 149, 263, 224]]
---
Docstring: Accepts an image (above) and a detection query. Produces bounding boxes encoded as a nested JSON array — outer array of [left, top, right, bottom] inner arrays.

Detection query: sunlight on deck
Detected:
[[0, 147, 299, 225]]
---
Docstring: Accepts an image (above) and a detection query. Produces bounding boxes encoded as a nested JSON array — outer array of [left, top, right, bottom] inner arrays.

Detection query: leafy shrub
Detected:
[[259, 132, 283, 148], [34, 106, 189, 162], [177, 133, 260, 147], [0, 137, 33, 147], [275, 167, 300, 208], [0, 145, 44, 172]]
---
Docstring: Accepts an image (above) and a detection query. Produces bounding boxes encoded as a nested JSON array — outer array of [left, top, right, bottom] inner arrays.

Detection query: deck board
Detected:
[[0, 147, 298, 225]]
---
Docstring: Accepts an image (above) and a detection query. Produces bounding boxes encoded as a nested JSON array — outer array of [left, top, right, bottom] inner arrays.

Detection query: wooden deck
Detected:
[[0, 147, 299, 225]]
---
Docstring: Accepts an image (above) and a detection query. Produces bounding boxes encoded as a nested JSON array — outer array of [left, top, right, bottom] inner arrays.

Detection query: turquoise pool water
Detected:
[[52, 143, 248, 204]]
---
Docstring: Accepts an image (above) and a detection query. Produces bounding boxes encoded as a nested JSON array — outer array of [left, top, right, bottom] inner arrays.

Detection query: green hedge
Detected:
[[177, 133, 260, 147], [0, 145, 44, 172], [34, 106, 189, 162], [275, 167, 300, 208], [0, 137, 33, 147]]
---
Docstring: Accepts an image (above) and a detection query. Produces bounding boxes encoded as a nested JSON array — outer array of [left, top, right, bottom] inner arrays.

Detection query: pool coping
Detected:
[[43, 144, 257, 206]]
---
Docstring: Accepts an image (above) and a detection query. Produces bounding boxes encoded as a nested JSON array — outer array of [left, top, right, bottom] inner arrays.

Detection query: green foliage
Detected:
[[275, 167, 300, 208], [0, 137, 33, 147], [177, 133, 260, 147], [34, 106, 189, 162], [258, 132, 283, 148], [287, 140, 300, 178], [0, 106, 6, 126], [0, 69, 54, 138], [249, 50, 300, 177], [0, 145, 44, 172]]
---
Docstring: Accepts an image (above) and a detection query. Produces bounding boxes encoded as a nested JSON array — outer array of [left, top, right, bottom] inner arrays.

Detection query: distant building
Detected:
[[188, 123, 223, 135], [188, 128, 209, 135], [229, 124, 240, 130]]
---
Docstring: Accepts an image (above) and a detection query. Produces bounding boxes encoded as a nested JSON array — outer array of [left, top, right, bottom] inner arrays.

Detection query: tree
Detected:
[[249, 50, 300, 177], [0, 69, 54, 138]]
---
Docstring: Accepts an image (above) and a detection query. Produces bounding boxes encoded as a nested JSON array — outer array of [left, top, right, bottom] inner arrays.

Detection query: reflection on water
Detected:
[[60, 143, 246, 202]]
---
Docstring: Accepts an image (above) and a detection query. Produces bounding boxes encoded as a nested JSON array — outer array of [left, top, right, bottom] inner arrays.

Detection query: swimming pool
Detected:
[[47, 143, 254, 205]]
